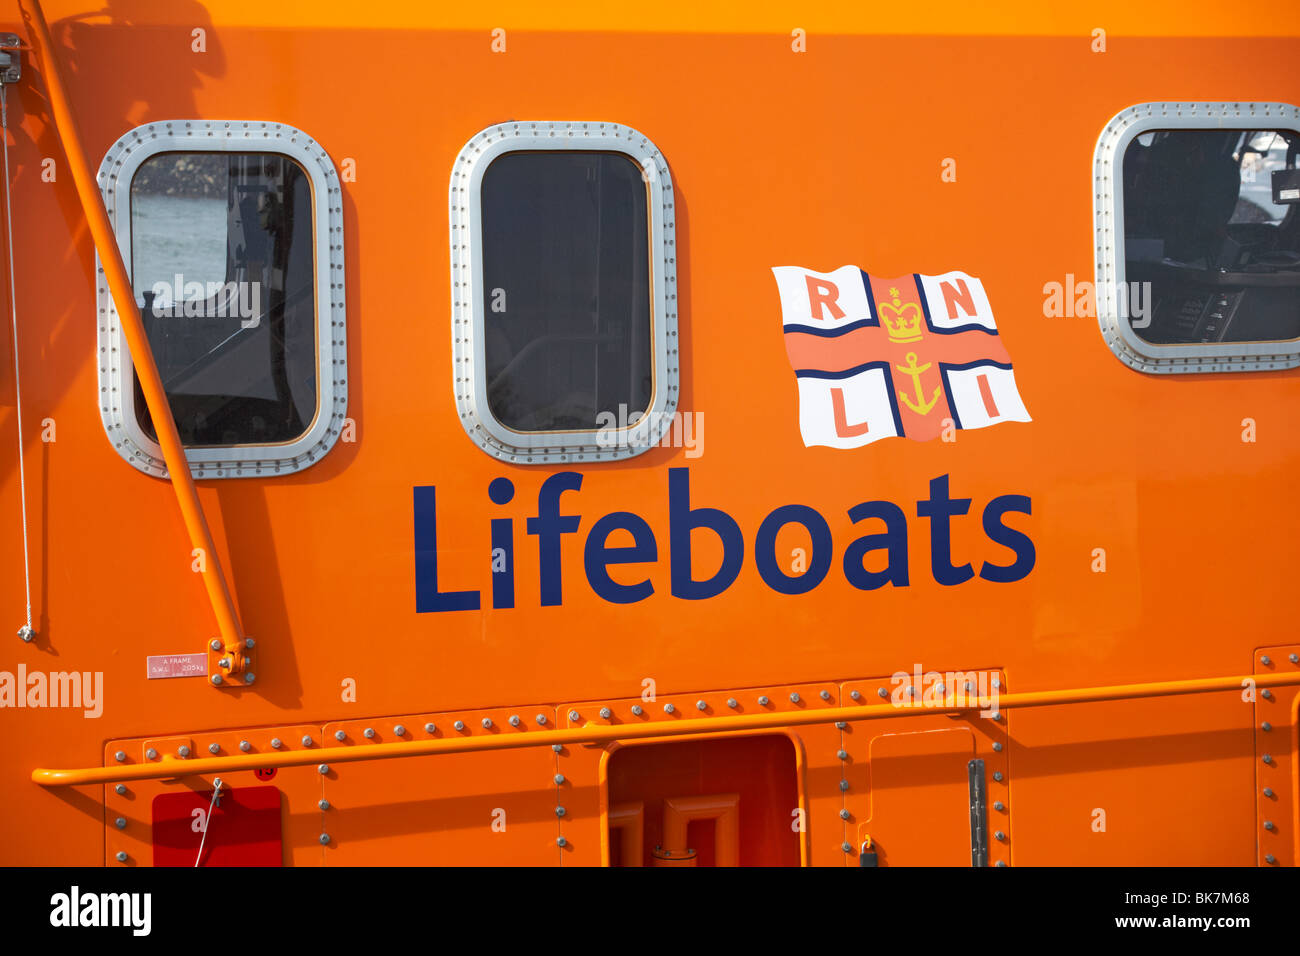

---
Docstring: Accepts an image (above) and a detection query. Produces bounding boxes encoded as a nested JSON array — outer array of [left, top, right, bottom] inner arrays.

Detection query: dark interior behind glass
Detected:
[[481, 150, 652, 432], [1122, 128, 1300, 344], [130, 152, 317, 446]]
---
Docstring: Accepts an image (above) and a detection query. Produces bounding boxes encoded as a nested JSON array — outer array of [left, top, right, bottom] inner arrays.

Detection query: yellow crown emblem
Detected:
[[879, 287, 923, 344]]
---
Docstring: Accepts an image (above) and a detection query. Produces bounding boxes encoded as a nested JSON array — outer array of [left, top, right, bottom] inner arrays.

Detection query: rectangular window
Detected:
[[451, 122, 679, 463], [96, 121, 347, 478], [130, 152, 317, 446], [481, 151, 652, 433], [1123, 128, 1300, 345], [1094, 103, 1300, 374]]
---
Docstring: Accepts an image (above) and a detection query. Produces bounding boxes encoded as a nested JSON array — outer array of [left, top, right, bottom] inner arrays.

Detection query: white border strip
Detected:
[[96, 120, 347, 478], [449, 121, 680, 463], [1093, 102, 1300, 374]]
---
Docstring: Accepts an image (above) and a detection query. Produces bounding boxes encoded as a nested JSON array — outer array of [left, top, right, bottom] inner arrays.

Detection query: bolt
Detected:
[[876, 688, 887, 699], [696, 700, 707, 711], [995, 861, 1007, 867], [842, 842, 853, 853], [218, 657, 231, 669], [664, 703, 676, 714], [178, 746, 191, 758], [364, 728, 375, 739], [1263, 754, 1273, 765], [1264, 787, 1275, 798], [1291, 654, 1299, 665], [115, 851, 127, 863], [210, 639, 222, 651], [394, 725, 406, 736], [820, 690, 832, 701], [208, 743, 220, 755], [839, 809, 850, 821], [302, 735, 314, 747], [1261, 656, 1272, 666], [994, 801, 1006, 812], [1262, 722, 1272, 732], [631, 705, 643, 716], [991, 711, 1002, 722], [1264, 821, 1275, 831], [318, 799, 330, 810], [993, 742, 1003, 752], [535, 714, 547, 725], [835, 721, 847, 730], [790, 693, 801, 704], [726, 698, 738, 709], [334, 731, 346, 742], [993, 771, 1004, 782], [906, 686, 915, 697], [992, 678, 1002, 690], [599, 707, 612, 719], [318, 764, 330, 775], [319, 834, 330, 845], [995, 830, 1006, 841], [1265, 854, 1277, 864], [554, 774, 565, 785], [454, 721, 465, 731], [240, 740, 251, 752], [509, 715, 520, 727], [114, 751, 126, 763], [850, 690, 861, 701], [425, 723, 436, 734], [552, 744, 563, 753], [936, 683, 946, 695], [1262, 689, 1274, 700], [271, 738, 282, 749], [837, 749, 848, 761], [556, 837, 567, 847], [115, 784, 127, 795], [244, 673, 256, 684], [114, 817, 126, 829], [146, 748, 158, 760], [481, 718, 493, 729], [556, 806, 566, 817], [568, 710, 580, 722], [839, 780, 849, 792], [211, 675, 223, 686], [758, 696, 771, 706], [244, 638, 255, 649]]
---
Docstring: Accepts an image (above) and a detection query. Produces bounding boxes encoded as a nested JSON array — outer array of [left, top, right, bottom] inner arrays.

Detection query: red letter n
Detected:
[[940, 279, 976, 320]]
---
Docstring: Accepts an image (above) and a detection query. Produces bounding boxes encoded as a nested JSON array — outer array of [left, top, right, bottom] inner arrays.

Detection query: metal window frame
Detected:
[[449, 121, 680, 463], [95, 120, 347, 479], [1093, 101, 1300, 374]]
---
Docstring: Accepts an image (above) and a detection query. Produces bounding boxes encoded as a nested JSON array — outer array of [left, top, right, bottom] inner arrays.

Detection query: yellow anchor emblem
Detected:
[[895, 352, 942, 415]]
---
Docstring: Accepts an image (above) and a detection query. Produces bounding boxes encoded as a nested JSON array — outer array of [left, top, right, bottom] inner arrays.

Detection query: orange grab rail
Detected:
[[19, 0, 246, 656], [30, 670, 1298, 786]]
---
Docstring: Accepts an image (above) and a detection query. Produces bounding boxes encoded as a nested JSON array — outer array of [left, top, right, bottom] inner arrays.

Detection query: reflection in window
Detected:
[[129, 152, 317, 446], [480, 151, 651, 432], [1122, 128, 1300, 344]]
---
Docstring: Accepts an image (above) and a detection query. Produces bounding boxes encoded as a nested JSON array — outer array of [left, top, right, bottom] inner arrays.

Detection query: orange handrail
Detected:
[[19, 0, 246, 657], [30, 669, 1299, 786]]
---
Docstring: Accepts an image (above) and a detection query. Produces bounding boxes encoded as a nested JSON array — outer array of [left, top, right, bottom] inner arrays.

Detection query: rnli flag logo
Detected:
[[772, 266, 1031, 448]]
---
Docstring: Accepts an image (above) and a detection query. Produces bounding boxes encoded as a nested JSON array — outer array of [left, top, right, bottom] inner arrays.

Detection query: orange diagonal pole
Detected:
[[19, 0, 246, 658]]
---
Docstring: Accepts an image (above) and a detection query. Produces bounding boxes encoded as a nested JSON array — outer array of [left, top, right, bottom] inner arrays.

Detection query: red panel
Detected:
[[152, 785, 283, 867]]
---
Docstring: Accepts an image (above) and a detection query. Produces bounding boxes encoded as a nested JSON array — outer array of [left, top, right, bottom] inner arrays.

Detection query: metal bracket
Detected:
[[968, 757, 989, 867], [0, 35, 21, 85]]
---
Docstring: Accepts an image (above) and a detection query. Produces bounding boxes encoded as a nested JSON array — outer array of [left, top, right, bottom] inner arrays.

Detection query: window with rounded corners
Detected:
[[95, 120, 347, 478], [1094, 102, 1300, 374], [449, 121, 680, 463]]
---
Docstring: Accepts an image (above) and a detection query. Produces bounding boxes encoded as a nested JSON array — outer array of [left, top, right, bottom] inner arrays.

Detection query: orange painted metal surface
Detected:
[[0, 1, 1298, 866]]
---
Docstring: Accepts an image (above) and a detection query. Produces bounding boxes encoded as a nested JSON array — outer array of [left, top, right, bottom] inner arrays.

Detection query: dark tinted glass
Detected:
[[130, 152, 317, 445], [481, 151, 652, 431], [1122, 129, 1300, 344]]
